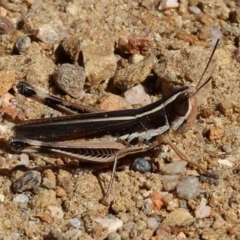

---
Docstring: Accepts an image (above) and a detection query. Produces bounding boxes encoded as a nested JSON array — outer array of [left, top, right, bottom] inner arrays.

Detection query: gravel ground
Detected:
[[0, 0, 240, 239]]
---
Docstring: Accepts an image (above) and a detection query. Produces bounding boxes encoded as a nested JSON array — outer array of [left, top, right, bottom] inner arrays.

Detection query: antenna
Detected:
[[195, 39, 219, 91]]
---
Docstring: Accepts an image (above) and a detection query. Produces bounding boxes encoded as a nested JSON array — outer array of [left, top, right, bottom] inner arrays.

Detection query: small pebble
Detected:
[[227, 225, 239, 235], [47, 205, 64, 219], [12, 170, 42, 193], [95, 217, 123, 234], [150, 191, 164, 210], [70, 218, 82, 229], [224, 209, 238, 223], [15, 36, 31, 53], [176, 176, 200, 200], [211, 26, 223, 46], [162, 161, 187, 175], [107, 232, 121, 240], [64, 229, 82, 239], [189, 6, 201, 14], [124, 84, 151, 106], [218, 159, 233, 167], [36, 24, 67, 44], [147, 217, 159, 230], [42, 169, 56, 189], [123, 221, 135, 232], [135, 220, 147, 231], [0, 194, 5, 202], [99, 93, 131, 111], [54, 63, 86, 98], [158, 0, 179, 10], [11, 233, 21, 240], [162, 175, 179, 191], [163, 208, 195, 226], [131, 158, 152, 173], [206, 127, 223, 141], [194, 205, 211, 219], [221, 143, 232, 153], [13, 194, 29, 203], [129, 54, 144, 64], [55, 186, 67, 198], [0, 16, 13, 34], [201, 108, 213, 118], [31, 189, 58, 208], [212, 217, 225, 230], [155, 224, 171, 237], [19, 153, 29, 166]]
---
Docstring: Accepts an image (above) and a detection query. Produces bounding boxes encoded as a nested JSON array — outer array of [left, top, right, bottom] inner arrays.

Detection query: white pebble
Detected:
[[189, 6, 201, 14], [47, 205, 64, 219], [176, 176, 200, 200], [124, 84, 151, 106], [19, 153, 29, 166], [129, 54, 144, 64], [70, 218, 82, 229], [218, 159, 233, 167], [95, 217, 123, 234], [195, 205, 211, 219], [0, 194, 5, 202], [13, 194, 29, 203], [159, 0, 179, 10], [162, 175, 179, 191], [147, 217, 159, 230], [211, 26, 223, 46]]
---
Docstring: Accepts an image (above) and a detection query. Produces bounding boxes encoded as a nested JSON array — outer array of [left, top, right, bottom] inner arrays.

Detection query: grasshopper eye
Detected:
[[9, 137, 30, 151], [174, 93, 189, 116]]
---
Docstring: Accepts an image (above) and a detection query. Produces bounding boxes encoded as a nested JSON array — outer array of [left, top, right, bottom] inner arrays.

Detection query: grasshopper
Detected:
[[9, 40, 220, 199]]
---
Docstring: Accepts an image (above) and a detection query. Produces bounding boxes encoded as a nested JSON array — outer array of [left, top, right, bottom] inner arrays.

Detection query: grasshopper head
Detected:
[[169, 89, 197, 134]]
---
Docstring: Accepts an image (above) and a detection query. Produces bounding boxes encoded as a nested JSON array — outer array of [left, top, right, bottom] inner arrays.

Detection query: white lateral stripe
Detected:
[[38, 89, 188, 127]]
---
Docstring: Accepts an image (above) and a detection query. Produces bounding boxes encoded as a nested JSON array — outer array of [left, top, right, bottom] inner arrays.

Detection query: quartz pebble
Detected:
[[13, 194, 29, 203], [19, 153, 29, 166], [0, 194, 5, 202], [189, 6, 201, 14], [147, 217, 158, 230], [124, 84, 151, 106], [194, 205, 211, 219], [70, 218, 82, 229], [176, 176, 200, 200], [162, 161, 187, 175], [218, 159, 233, 167], [158, 0, 179, 10]]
